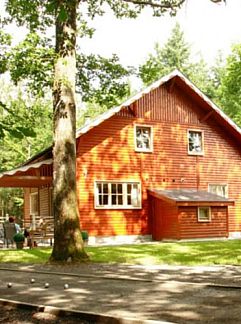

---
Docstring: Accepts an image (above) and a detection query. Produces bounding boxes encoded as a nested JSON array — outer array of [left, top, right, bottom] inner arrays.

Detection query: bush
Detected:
[[81, 230, 89, 241], [13, 232, 25, 242]]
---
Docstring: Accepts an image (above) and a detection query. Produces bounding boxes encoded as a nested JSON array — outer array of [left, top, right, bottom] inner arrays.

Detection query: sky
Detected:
[[80, 0, 241, 68]]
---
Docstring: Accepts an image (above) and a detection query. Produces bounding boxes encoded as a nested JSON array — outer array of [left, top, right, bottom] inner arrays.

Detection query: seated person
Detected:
[[8, 216, 21, 233]]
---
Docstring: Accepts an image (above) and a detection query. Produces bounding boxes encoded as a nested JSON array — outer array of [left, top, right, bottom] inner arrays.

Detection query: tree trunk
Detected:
[[50, 0, 88, 262]]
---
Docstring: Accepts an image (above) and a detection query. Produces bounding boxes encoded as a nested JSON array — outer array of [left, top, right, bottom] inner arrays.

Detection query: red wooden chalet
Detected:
[[0, 70, 240, 244]]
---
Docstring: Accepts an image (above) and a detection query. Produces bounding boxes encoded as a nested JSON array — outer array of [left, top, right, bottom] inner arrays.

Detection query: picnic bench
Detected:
[[24, 215, 54, 247]]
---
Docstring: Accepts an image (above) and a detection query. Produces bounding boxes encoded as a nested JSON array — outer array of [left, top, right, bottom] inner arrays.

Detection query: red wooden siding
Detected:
[[150, 196, 179, 240], [150, 196, 228, 240], [76, 82, 241, 238], [178, 206, 228, 239]]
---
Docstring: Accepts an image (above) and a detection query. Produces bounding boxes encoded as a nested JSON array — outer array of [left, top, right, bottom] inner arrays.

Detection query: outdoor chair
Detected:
[[3, 223, 16, 248]]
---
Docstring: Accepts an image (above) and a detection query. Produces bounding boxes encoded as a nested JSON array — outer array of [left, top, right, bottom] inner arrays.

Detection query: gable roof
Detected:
[[2, 69, 241, 175], [76, 69, 241, 144]]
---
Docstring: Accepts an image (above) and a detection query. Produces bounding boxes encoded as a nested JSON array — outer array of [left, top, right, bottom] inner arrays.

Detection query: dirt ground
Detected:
[[1, 263, 241, 323]]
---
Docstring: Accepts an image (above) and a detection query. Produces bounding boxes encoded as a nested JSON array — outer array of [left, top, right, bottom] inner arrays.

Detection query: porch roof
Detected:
[[0, 159, 53, 188], [148, 189, 235, 207]]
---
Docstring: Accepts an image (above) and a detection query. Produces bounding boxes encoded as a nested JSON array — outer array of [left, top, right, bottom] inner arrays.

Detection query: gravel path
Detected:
[[1, 263, 241, 323]]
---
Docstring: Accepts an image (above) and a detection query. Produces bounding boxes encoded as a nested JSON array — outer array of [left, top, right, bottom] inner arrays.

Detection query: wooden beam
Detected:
[[128, 102, 137, 116], [166, 78, 176, 93], [0, 176, 52, 188], [176, 201, 234, 207], [6, 176, 52, 181], [200, 110, 214, 122]]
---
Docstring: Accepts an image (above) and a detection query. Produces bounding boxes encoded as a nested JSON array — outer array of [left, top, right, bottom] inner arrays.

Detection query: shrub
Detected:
[[13, 232, 25, 242], [81, 230, 89, 241]]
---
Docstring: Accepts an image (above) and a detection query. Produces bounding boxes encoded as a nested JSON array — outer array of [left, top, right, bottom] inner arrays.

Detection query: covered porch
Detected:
[[0, 159, 54, 247]]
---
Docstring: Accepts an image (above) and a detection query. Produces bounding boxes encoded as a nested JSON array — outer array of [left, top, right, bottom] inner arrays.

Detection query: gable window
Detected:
[[198, 207, 211, 222], [188, 130, 204, 155], [208, 184, 228, 198], [95, 181, 141, 209], [135, 125, 153, 152]]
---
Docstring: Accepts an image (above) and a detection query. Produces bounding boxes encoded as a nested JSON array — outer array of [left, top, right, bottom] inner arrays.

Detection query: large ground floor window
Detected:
[[95, 181, 141, 209]]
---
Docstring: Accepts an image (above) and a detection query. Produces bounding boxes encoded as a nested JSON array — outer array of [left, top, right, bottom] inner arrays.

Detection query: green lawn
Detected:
[[1, 240, 241, 265]]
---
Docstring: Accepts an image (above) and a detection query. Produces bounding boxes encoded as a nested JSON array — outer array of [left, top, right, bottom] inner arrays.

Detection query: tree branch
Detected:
[[121, 0, 185, 9]]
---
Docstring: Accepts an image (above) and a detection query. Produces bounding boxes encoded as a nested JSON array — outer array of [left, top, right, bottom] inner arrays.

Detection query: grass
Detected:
[[1, 240, 241, 265]]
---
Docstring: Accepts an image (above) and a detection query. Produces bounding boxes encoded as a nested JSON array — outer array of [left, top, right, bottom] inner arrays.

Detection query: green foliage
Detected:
[[77, 53, 131, 108], [0, 188, 23, 220], [7, 33, 55, 96], [0, 30, 12, 74], [81, 230, 89, 241], [139, 23, 191, 85], [0, 82, 52, 170], [1, 32, 131, 109], [13, 232, 25, 242], [139, 22, 216, 99], [216, 44, 241, 126]]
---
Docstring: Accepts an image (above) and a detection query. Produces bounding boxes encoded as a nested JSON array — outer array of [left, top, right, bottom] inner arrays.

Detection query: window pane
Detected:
[[103, 183, 108, 193], [118, 195, 123, 205], [127, 184, 131, 194], [112, 195, 117, 205], [97, 183, 102, 193], [111, 184, 116, 193], [131, 185, 138, 207], [209, 185, 227, 198], [198, 207, 210, 221], [98, 195, 102, 205], [127, 196, 131, 205], [136, 126, 151, 150], [103, 195, 108, 205], [117, 184, 122, 193], [188, 131, 202, 153]]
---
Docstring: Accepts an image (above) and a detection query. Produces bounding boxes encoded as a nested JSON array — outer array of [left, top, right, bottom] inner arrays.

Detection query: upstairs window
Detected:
[[188, 130, 204, 155], [95, 181, 141, 209], [208, 184, 228, 198], [198, 207, 211, 222], [135, 125, 153, 152]]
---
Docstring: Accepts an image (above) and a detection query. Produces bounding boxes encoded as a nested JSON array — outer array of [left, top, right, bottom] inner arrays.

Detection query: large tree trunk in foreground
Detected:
[[50, 1, 88, 262]]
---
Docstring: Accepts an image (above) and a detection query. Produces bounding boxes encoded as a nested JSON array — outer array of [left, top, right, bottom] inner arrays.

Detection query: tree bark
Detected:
[[50, 0, 88, 262]]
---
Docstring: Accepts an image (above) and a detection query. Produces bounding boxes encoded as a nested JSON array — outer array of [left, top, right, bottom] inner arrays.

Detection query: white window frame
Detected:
[[94, 181, 142, 209], [208, 184, 228, 198], [134, 124, 153, 153], [198, 207, 211, 222], [187, 129, 204, 156]]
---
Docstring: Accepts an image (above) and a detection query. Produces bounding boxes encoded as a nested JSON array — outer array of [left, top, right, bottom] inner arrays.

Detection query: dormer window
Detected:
[[188, 130, 204, 155], [135, 125, 153, 152]]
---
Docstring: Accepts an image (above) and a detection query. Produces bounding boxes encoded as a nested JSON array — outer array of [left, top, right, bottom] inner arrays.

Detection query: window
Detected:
[[188, 130, 204, 155], [135, 125, 153, 152], [30, 192, 38, 215], [208, 184, 228, 198], [30, 192, 39, 230], [95, 181, 141, 209], [198, 207, 211, 222]]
